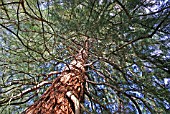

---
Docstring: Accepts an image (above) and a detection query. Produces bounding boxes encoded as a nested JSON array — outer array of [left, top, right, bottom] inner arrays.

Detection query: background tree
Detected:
[[0, 0, 170, 113]]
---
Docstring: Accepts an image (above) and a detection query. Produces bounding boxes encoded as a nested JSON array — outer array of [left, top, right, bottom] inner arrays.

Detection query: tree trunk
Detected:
[[22, 48, 88, 114]]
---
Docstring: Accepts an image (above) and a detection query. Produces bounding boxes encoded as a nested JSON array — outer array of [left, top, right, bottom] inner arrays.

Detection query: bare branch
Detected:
[[0, 81, 51, 105], [66, 91, 80, 114]]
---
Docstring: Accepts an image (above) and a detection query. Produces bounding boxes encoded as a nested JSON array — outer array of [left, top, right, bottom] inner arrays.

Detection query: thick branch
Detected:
[[66, 91, 80, 114], [0, 81, 51, 105]]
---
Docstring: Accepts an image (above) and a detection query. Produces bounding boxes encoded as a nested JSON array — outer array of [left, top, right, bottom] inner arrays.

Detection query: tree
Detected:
[[0, 0, 170, 113]]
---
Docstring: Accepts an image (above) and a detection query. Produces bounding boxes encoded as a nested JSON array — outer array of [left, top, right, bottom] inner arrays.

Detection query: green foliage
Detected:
[[0, 0, 169, 113]]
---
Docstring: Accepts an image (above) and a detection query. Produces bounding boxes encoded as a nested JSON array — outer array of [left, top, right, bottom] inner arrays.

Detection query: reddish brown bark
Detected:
[[22, 48, 88, 114]]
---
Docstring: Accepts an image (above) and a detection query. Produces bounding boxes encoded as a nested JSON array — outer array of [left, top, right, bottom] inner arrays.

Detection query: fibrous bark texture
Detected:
[[23, 49, 87, 114]]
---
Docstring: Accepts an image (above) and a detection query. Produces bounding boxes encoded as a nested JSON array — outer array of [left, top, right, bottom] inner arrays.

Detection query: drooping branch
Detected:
[[113, 12, 170, 52]]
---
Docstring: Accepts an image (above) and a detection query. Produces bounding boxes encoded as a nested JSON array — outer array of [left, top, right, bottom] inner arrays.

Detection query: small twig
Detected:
[[115, 0, 131, 20]]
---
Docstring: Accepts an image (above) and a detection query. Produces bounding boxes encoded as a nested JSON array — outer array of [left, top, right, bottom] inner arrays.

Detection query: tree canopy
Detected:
[[0, 0, 170, 113]]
